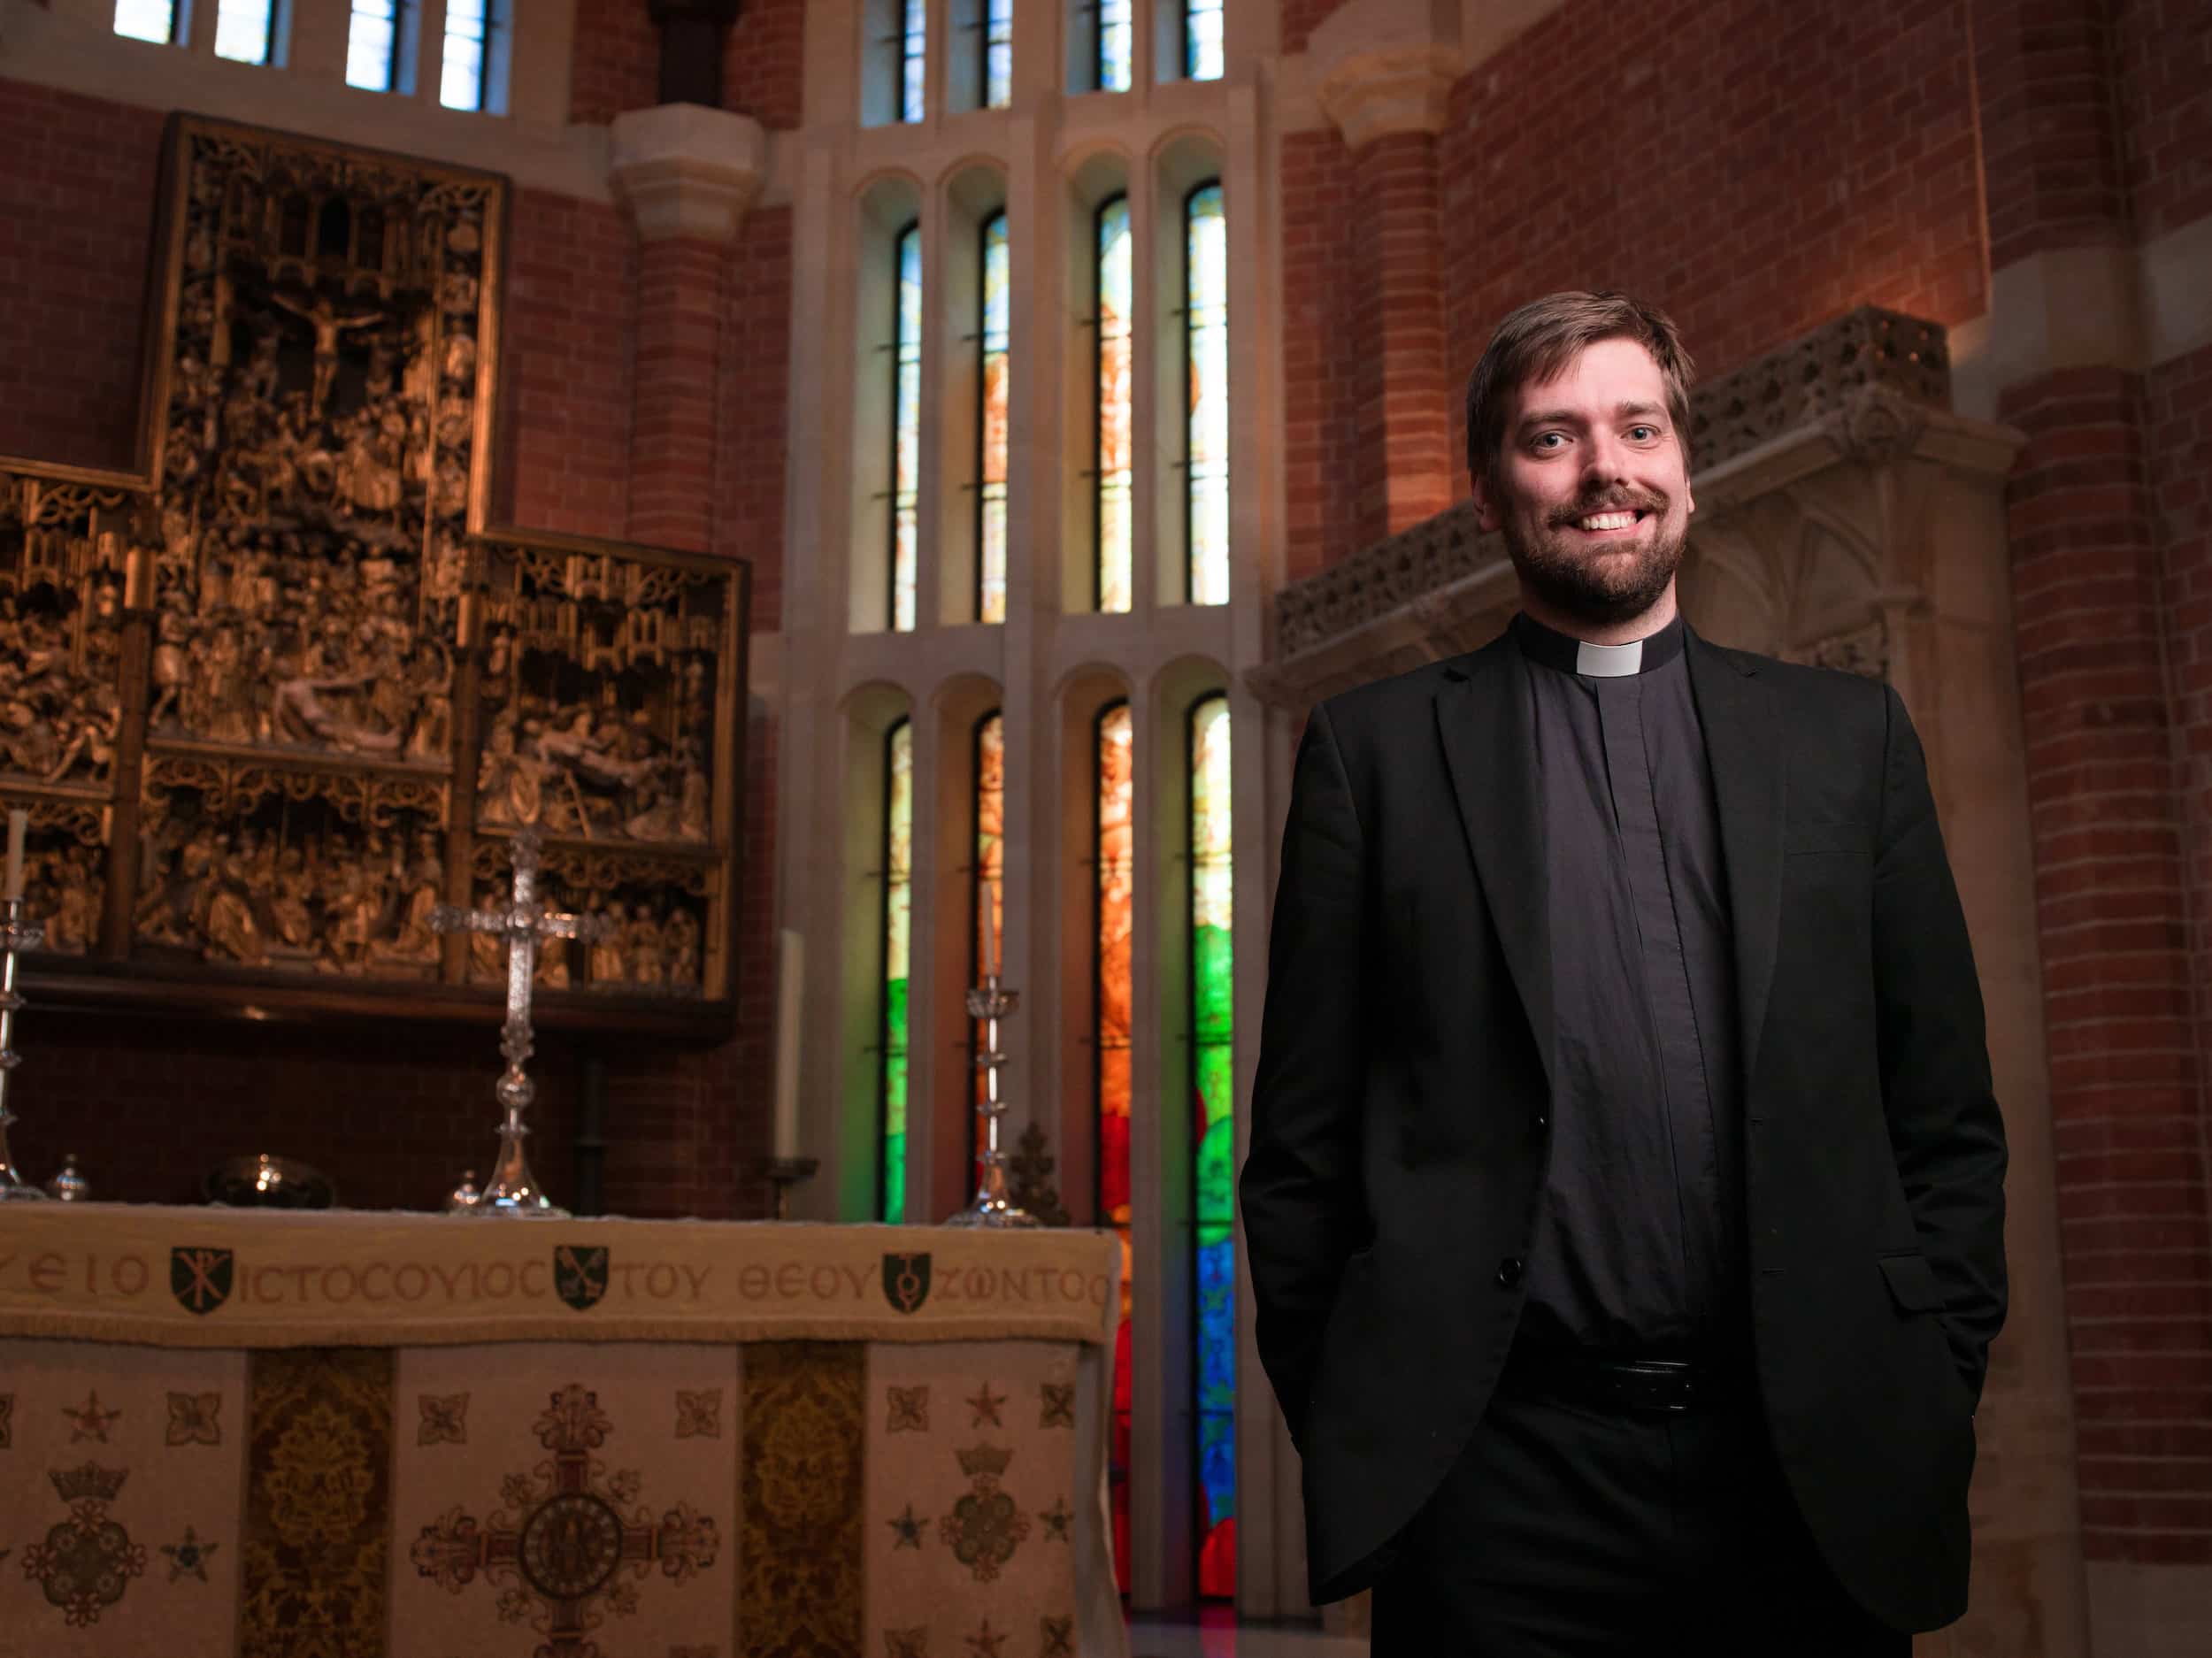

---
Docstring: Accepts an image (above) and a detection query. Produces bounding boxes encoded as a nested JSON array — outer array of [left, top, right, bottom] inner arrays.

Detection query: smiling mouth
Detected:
[[1566, 509, 1648, 535]]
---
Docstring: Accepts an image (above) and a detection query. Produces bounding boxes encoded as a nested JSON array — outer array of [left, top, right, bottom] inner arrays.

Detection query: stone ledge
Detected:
[[609, 103, 769, 244]]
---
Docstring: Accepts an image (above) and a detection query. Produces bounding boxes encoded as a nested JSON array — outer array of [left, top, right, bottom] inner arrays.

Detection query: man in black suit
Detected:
[[1240, 291, 2007, 1654]]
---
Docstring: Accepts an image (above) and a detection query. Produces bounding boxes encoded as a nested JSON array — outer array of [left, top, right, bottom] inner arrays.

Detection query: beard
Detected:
[[1501, 486, 1686, 629]]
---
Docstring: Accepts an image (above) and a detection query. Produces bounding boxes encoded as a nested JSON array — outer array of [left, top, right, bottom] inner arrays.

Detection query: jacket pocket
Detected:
[[1877, 1249, 1947, 1313]]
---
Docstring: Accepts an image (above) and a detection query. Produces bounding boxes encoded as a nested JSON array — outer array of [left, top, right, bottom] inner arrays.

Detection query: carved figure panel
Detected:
[[149, 122, 492, 767], [472, 536, 729, 850], [0, 475, 139, 796], [0, 800, 111, 958], [469, 833, 712, 1000]]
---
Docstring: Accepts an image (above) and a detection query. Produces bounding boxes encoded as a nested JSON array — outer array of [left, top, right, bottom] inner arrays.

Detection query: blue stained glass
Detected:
[[346, 0, 401, 91], [1185, 184, 1229, 605], [902, 0, 928, 122], [1185, 0, 1224, 81], [214, 0, 276, 64], [112, 0, 178, 45], [985, 0, 1012, 108], [1189, 693, 1234, 1595], [892, 224, 922, 633], [1098, 0, 1133, 92]]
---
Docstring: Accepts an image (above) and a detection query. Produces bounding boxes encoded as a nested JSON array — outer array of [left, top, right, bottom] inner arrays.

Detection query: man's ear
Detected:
[[1471, 467, 1502, 534]]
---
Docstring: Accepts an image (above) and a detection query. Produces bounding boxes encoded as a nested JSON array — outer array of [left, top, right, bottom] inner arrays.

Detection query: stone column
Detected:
[[1970, 4, 2211, 1647], [1308, 0, 1462, 544], [609, 103, 767, 555]]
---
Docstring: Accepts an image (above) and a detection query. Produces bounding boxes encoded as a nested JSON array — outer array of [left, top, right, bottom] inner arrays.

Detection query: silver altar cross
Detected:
[[432, 826, 612, 1217]]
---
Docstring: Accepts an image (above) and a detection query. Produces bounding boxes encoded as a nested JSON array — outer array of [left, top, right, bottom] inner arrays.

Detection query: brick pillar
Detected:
[[1975, 0, 2212, 1575], [1309, 0, 1463, 547]]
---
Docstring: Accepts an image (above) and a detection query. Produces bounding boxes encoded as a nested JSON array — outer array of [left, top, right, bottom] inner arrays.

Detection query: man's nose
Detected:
[[1581, 430, 1631, 486]]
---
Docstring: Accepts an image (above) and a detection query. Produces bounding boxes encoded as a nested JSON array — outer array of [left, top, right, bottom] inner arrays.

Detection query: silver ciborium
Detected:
[[0, 896, 48, 1201]]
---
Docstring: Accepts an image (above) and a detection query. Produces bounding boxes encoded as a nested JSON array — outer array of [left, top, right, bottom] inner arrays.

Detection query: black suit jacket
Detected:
[[1240, 621, 2008, 1633]]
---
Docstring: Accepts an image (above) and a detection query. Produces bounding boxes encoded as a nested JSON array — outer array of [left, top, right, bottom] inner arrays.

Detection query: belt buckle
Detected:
[[1609, 1359, 1695, 1416]]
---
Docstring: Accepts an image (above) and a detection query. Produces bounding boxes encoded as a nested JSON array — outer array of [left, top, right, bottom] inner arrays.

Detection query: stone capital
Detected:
[[608, 104, 769, 245], [1307, 0, 1464, 149]]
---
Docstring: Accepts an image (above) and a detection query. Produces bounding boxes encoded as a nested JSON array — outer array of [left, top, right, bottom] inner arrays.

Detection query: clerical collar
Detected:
[[1512, 610, 1686, 678]]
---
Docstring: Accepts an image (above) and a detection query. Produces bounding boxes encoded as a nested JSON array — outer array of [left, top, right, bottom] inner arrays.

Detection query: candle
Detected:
[[980, 879, 997, 980], [772, 929, 803, 1160], [4, 810, 23, 903]]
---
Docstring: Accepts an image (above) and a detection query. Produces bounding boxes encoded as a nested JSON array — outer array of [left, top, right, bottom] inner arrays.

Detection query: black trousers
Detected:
[[1371, 1381, 1910, 1657]]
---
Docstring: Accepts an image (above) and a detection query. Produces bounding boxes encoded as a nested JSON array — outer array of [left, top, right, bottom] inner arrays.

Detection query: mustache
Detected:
[[1548, 488, 1669, 527]]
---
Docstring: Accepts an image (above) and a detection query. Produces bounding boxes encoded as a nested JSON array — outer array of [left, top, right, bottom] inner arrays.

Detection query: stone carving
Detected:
[[468, 834, 710, 998], [1271, 309, 1953, 673]]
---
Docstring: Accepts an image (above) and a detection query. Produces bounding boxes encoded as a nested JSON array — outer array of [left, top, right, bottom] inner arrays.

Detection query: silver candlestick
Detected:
[[944, 973, 1037, 1228], [432, 827, 614, 1218], [0, 897, 46, 1201]]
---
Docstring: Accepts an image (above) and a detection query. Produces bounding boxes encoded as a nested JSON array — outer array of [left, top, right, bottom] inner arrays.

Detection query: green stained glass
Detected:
[[979, 214, 1010, 625], [1188, 692, 1233, 1596], [1096, 197, 1133, 614], [971, 712, 1004, 1187], [882, 718, 914, 1223], [1186, 185, 1229, 605], [1098, 0, 1133, 92], [893, 224, 922, 633]]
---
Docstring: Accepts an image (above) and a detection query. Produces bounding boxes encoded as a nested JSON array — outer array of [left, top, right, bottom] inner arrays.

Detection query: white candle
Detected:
[[4, 810, 23, 903], [772, 928, 803, 1160], [979, 879, 997, 980]]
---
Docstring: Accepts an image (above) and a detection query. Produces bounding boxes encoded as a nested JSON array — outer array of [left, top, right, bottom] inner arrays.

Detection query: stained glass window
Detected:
[[1097, 0, 1133, 91], [345, 0, 403, 91], [978, 213, 1010, 625], [880, 718, 914, 1224], [984, 0, 1012, 108], [1094, 700, 1135, 1588], [891, 223, 923, 633], [214, 0, 279, 64], [1185, 183, 1230, 605], [901, 0, 928, 122], [1188, 692, 1234, 1598], [1185, 0, 1224, 80], [113, 0, 180, 44], [969, 711, 1005, 1191], [1095, 196, 1133, 614], [441, 0, 495, 111]]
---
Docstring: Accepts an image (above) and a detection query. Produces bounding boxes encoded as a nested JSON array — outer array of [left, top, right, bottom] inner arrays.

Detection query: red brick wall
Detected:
[[568, 0, 661, 126], [1348, 131, 1452, 546], [1975, 0, 2132, 267], [2113, 0, 2212, 239], [0, 80, 163, 472], [722, 207, 793, 631], [1279, 128, 1359, 589], [726, 0, 807, 129]]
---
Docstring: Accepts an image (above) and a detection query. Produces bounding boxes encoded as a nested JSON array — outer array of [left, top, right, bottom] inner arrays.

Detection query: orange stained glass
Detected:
[[1095, 197, 1133, 613], [970, 710, 1005, 1190], [1094, 700, 1135, 1592]]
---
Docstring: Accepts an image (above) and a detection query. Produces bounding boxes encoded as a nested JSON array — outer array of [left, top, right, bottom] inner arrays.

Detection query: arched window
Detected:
[[1095, 196, 1133, 613], [901, 0, 929, 121], [1184, 182, 1229, 604], [983, 0, 1013, 107], [968, 710, 1005, 1189], [1094, 698, 1135, 1585], [1184, 0, 1223, 80], [977, 212, 1010, 624], [1187, 691, 1234, 1597], [880, 717, 915, 1222], [891, 222, 923, 633]]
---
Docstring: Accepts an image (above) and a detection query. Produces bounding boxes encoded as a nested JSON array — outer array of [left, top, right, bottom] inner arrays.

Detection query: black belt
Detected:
[[1497, 1347, 1751, 1416]]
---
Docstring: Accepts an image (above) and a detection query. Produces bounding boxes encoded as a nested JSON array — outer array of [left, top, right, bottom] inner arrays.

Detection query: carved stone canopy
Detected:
[[1307, 0, 1466, 148], [609, 104, 770, 245]]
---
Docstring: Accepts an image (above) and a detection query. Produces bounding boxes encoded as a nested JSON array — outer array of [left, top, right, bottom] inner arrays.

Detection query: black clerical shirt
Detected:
[[1511, 610, 1747, 1358]]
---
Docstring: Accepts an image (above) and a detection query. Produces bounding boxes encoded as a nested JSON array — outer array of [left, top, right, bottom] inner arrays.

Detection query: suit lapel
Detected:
[[1436, 621, 1786, 1096], [1436, 638, 1554, 1092], [1684, 626, 1786, 1084]]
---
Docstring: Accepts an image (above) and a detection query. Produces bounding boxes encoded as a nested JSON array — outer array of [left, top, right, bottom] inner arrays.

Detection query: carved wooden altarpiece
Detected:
[[0, 116, 749, 1035]]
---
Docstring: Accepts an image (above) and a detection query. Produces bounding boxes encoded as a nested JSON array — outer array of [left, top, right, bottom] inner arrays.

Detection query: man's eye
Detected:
[[1628, 426, 1658, 441], [1532, 433, 1565, 450]]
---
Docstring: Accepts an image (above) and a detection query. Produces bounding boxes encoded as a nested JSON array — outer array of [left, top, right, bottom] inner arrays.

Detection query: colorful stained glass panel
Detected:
[[1096, 198, 1133, 614], [1095, 701, 1134, 1590], [1186, 0, 1224, 81], [1099, 0, 1133, 92], [901, 0, 928, 121], [1186, 185, 1230, 605], [971, 712, 1005, 1191], [985, 0, 1013, 108], [979, 214, 1010, 625], [1189, 694, 1234, 1598], [893, 224, 922, 633], [882, 719, 914, 1224]]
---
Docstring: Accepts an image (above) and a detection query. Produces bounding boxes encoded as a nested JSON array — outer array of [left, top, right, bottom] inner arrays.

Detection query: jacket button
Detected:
[[1495, 1256, 1525, 1288], [1532, 1110, 1550, 1136]]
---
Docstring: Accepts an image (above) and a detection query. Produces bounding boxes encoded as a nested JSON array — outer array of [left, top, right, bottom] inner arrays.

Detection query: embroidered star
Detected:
[[887, 1502, 925, 1549], [63, 1390, 121, 1443], [159, 1525, 219, 1584], [965, 1619, 1007, 1658], [965, 1382, 1005, 1427], [1041, 1498, 1072, 1541]]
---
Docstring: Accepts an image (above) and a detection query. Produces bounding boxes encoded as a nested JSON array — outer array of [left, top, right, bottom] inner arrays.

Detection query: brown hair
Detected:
[[1462, 290, 1695, 489]]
